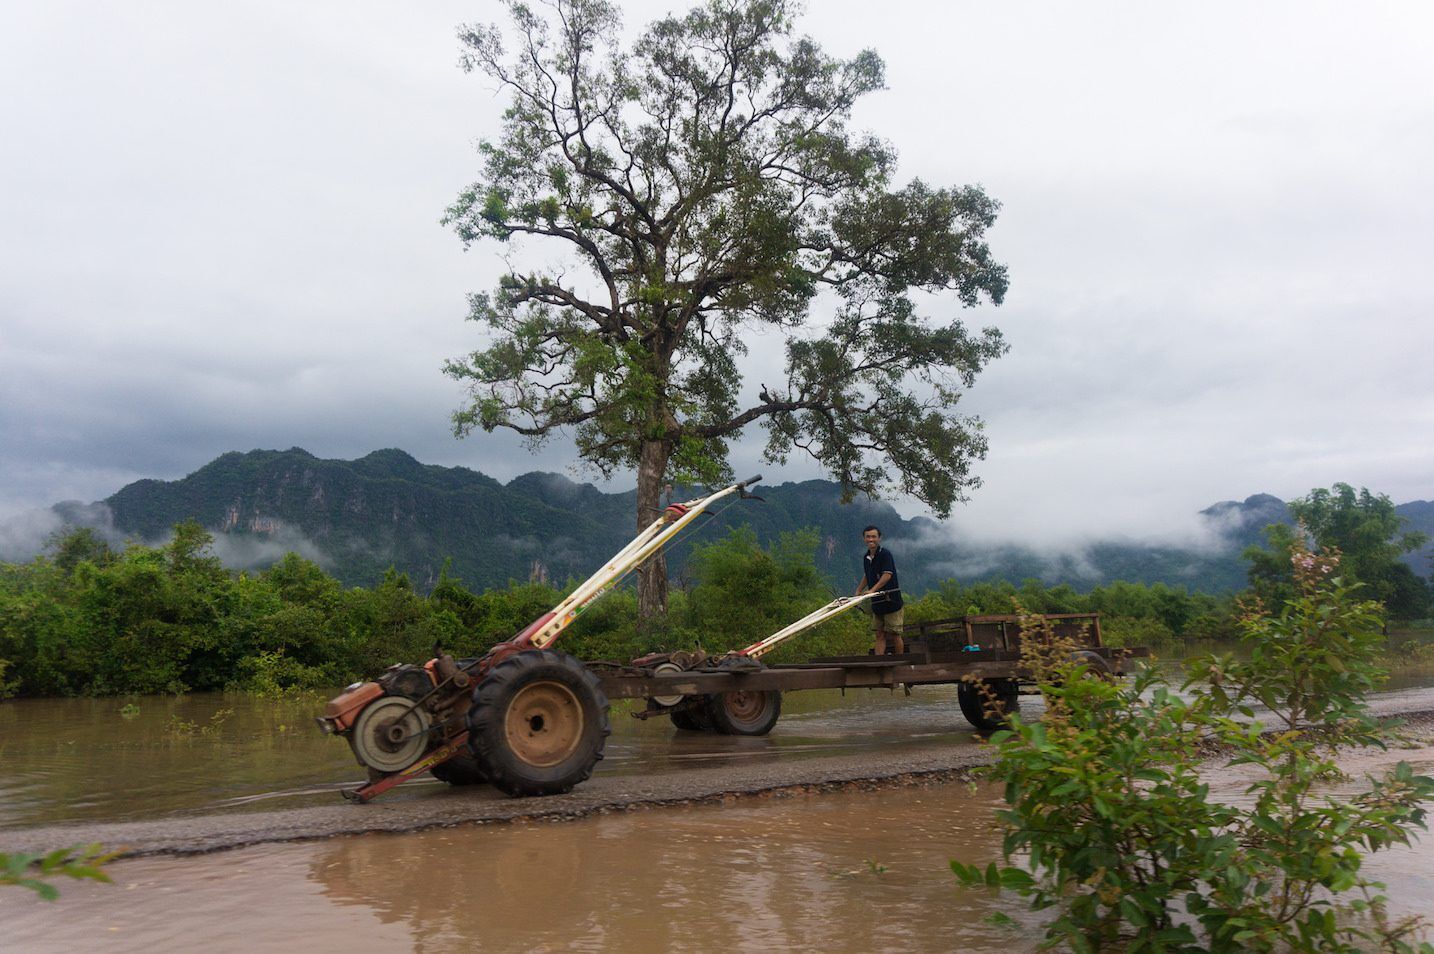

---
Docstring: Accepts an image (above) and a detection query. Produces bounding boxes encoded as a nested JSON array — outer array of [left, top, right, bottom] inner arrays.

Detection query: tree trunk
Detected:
[[635, 438, 673, 621]]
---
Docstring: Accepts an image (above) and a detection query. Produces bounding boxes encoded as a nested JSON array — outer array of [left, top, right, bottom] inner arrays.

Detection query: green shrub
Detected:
[[0, 522, 1248, 696], [229, 649, 333, 694], [1100, 614, 1178, 651], [956, 545, 1434, 951]]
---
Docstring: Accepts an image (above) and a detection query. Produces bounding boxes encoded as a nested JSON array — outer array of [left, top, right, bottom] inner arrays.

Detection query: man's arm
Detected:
[[870, 571, 893, 593]]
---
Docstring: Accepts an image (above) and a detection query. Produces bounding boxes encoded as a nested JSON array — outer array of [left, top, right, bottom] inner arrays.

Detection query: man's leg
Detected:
[[873, 613, 887, 654]]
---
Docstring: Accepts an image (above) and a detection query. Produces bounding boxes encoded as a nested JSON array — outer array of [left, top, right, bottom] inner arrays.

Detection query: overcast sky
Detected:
[[2, 0, 1431, 550]]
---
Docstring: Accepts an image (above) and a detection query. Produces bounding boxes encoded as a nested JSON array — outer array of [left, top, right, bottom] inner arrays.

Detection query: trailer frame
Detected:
[[597, 612, 1144, 709]]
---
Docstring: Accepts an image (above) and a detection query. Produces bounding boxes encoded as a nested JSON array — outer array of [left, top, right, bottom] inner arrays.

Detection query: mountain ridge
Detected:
[[6, 449, 1431, 595]]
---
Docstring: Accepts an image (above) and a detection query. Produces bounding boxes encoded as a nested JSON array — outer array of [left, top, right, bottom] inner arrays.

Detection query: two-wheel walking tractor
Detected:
[[316, 474, 1145, 802]]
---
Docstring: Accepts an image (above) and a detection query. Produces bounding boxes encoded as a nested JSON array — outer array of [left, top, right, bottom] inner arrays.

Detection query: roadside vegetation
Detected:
[[954, 544, 1434, 951], [1, 483, 1427, 699], [0, 521, 879, 696]]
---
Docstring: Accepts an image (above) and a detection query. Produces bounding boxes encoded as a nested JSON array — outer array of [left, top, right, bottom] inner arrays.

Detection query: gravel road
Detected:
[[7, 694, 1434, 859]]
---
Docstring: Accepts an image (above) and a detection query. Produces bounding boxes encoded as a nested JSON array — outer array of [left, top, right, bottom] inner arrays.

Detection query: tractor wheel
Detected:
[[349, 696, 432, 773], [957, 679, 1019, 732], [669, 704, 713, 732], [430, 750, 487, 786], [706, 689, 782, 736], [466, 650, 610, 797]]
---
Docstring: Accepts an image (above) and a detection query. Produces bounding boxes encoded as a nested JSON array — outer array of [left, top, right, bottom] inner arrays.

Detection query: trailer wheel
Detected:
[[466, 650, 610, 797], [430, 751, 487, 786], [1068, 649, 1114, 678], [707, 689, 782, 736], [669, 705, 714, 731], [957, 679, 1019, 732]]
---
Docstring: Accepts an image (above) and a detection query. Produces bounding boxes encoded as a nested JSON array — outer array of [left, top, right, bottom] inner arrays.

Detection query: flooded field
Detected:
[[6, 657, 1434, 830], [0, 685, 989, 829]]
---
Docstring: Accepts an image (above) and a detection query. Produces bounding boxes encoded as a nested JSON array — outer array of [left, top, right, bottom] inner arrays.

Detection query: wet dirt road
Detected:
[[6, 686, 1434, 859]]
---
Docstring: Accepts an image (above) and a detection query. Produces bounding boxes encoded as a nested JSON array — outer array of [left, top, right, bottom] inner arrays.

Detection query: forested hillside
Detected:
[[9, 448, 1427, 595]]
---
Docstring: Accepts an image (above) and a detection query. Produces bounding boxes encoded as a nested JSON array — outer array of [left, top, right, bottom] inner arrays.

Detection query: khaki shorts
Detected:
[[872, 608, 904, 632]]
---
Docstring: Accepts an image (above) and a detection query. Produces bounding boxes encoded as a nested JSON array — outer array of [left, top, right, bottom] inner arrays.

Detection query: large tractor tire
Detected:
[[466, 650, 610, 797], [706, 689, 782, 736], [430, 750, 487, 786], [957, 679, 1020, 732]]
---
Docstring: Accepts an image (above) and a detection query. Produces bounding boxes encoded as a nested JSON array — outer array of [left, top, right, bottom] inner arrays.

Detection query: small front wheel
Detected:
[[349, 696, 432, 773]]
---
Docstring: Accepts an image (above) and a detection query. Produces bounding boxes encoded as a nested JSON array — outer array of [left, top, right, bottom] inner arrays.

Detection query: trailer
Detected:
[[597, 611, 1143, 735]]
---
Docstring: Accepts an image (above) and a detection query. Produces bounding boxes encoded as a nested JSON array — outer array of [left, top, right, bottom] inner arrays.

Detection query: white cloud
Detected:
[[1, 0, 1431, 548]]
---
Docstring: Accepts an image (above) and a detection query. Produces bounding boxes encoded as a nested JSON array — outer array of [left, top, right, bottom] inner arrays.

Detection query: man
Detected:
[[855, 525, 904, 655]]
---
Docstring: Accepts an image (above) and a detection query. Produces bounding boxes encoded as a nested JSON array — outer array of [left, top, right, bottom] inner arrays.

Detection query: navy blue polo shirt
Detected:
[[863, 546, 903, 613]]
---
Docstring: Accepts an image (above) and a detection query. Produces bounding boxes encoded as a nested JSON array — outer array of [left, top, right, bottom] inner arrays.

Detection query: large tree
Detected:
[[444, 0, 1009, 615]]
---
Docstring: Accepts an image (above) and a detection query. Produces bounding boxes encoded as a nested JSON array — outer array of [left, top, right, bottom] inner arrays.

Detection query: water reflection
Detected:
[[306, 786, 1040, 952]]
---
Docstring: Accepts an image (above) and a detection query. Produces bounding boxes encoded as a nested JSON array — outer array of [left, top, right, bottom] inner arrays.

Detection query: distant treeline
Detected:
[[0, 521, 1245, 698]]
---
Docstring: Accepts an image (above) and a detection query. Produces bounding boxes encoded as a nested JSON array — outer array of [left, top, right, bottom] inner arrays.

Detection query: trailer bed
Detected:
[[597, 610, 1145, 702]]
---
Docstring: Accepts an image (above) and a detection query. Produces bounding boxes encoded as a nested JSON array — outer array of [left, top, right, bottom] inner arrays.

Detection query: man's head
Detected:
[[862, 525, 881, 552]]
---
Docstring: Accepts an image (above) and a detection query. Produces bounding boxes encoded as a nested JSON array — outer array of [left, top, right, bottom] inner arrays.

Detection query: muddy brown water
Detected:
[[6, 762, 1434, 953], [0, 685, 995, 828], [7, 678, 1434, 831]]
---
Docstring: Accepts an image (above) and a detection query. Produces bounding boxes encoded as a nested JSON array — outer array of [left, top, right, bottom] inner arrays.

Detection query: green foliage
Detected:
[[0, 520, 868, 695], [903, 576, 1235, 644], [677, 526, 868, 659], [1099, 614, 1178, 651], [1247, 483, 1431, 620], [1389, 638, 1434, 664], [164, 707, 232, 740], [956, 544, 1434, 951], [0, 519, 1242, 698], [47, 526, 113, 572], [230, 650, 332, 695], [2, 845, 116, 901]]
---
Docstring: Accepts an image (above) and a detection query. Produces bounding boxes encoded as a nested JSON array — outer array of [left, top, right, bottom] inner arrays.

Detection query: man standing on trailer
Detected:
[[856, 525, 905, 655]]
